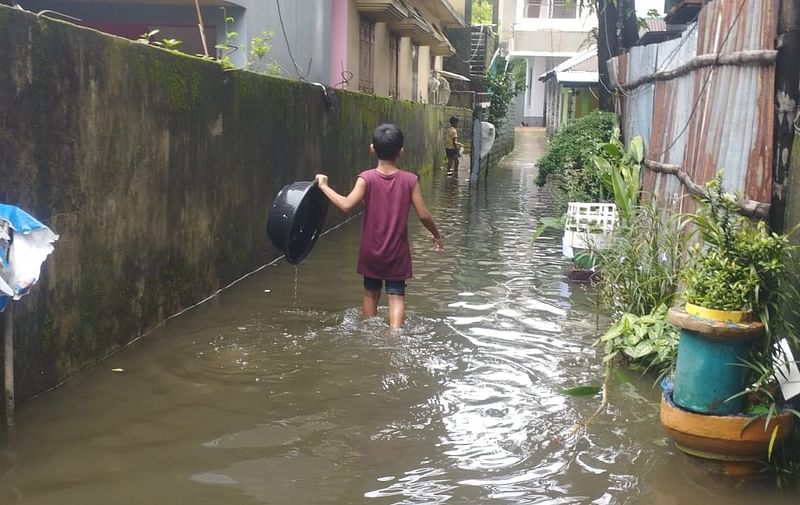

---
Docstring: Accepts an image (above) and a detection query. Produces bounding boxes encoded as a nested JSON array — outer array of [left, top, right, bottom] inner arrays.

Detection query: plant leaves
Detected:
[[768, 425, 780, 462], [628, 136, 644, 163], [560, 386, 602, 397]]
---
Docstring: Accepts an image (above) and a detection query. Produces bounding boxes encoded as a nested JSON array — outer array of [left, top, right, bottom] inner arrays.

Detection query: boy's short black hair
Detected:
[[449, 116, 458, 126], [372, 123, 404, 160]]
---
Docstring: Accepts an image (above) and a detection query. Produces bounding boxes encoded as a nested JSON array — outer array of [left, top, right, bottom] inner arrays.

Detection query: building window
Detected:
[[524, 0, 542, 17], [359, 16, 375, 94], [389, 34, 399, 99], [524, 0, 577, 19], [551, 0, 577, 18]]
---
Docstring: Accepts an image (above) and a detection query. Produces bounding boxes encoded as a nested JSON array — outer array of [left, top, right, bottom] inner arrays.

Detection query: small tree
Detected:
[[486, 62, 526, 127], [471, 0, 493, 25]]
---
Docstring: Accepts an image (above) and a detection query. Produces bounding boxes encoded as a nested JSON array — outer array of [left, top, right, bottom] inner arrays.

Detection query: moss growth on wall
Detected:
[[0, 4, 471, 402]]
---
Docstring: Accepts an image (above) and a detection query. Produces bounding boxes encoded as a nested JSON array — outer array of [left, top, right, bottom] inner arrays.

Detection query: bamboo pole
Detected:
[[4, 304, 13, 428], [619, 50, 778, 93], [193, 0, 210, 57]]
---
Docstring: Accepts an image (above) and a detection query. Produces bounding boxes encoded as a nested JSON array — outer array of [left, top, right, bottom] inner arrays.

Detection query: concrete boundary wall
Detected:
[[0, 6, 471, 401]]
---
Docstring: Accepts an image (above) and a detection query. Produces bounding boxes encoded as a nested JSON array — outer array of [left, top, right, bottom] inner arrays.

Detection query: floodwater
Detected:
[[0, 129, 796, 504]]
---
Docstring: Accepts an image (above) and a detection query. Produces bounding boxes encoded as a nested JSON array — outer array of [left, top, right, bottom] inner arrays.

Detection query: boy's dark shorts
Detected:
[[363, 277, 406, 296], [445, 148, 459, 159]]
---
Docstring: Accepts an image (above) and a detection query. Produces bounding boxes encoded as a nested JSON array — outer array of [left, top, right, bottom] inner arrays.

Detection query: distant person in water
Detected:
[[315, 123, 444, 328], [445, 116, 462, 175]]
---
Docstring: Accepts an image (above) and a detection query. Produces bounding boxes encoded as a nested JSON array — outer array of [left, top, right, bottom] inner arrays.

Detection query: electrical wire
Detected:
[[275, 0, 311, 80], [452, 24, 487, 65], [647, 0, 748, 158]]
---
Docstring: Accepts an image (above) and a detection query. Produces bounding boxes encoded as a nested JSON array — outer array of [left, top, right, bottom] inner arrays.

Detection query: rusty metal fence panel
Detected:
[[618, 0, 777, 212]]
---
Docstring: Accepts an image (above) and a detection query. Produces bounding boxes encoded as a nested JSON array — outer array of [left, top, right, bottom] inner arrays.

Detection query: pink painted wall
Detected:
[[329, 0, 348, 87]]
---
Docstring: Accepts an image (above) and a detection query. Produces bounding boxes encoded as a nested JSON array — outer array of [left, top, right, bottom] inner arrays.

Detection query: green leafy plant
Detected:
[[136, 30, 183, 52], [597, 305, 678, 373], [486, 69, 522, 128], [682, 174, 800, 477], [215, 14, 240, 70], [683, 175, 793, 315], [535, 111, 615, 198], [597, 201, 687, 318], [471, 0, 493, 25], [593, 131, 644, 224], [248, 30, 281, 76]]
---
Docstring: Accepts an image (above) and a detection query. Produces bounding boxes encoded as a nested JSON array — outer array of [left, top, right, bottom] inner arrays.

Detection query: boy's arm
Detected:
[[410, 183, 444, 251], [315, 174, 366, 214]]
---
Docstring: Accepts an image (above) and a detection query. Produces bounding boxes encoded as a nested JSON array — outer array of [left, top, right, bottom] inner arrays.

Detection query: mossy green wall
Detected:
[[0, 6, 471, 401]]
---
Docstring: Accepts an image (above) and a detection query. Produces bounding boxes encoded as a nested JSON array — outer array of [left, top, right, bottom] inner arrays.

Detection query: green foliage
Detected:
[[511, 61, 527, 94], [683, 174, 800, 480], [486, 70, 520, 127], [597, 305, 679, 373], [531, 215, 567, 241], [561, 385, 602, 396], [137, 29, 183, 52], [593, 131, 643, 224], [471, 0, 493, 25], [215, 22, 239, 69], [598, 201, 687, 318], [161, 38, 182, 50], [248, 30, 281, 76], [683, 175, 793, 314], [535, 111, 615, 200]]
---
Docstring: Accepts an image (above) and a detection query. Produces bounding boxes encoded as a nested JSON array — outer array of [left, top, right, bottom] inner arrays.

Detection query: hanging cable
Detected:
[[648, 0, 748, 158], [275, 0, 311, 80]]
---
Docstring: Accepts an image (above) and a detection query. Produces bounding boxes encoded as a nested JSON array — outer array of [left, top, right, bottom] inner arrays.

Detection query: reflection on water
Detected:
[[0, 130, 796, 504]]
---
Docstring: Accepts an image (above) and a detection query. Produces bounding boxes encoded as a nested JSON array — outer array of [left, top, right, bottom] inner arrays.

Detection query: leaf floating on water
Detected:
[[111, 368, 125, 373], [611, 367, 631, 385], [560, 386, 601, 397]]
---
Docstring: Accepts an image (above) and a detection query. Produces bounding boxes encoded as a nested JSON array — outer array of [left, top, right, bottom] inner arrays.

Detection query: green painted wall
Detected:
[[0, 6, 471, 401]]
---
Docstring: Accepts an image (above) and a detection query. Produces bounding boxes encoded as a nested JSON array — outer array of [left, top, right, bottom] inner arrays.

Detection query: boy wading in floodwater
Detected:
[[445, 116, 462, 175], [315, 124, 444, 328]]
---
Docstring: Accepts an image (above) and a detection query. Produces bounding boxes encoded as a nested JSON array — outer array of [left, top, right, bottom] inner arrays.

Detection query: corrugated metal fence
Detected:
[[610, 0, 777, 214]]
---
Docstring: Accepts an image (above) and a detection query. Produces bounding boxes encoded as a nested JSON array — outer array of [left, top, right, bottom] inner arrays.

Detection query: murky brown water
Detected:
[[1, 129, 796, 504]]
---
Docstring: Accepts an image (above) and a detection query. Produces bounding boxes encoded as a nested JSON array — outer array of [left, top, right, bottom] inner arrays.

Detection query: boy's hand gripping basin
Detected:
[[267, 181, 328, 265]]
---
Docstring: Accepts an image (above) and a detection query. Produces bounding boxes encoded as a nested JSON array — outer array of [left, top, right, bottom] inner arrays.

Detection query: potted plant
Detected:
[[661, 174, 798, 474]]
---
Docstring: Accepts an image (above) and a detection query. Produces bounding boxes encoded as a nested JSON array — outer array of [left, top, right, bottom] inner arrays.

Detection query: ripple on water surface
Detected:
[[2, 133, 798, 505]]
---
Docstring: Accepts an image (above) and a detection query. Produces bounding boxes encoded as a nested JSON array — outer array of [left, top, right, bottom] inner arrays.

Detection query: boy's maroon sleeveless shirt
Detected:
[[357, 168, 418, 281]]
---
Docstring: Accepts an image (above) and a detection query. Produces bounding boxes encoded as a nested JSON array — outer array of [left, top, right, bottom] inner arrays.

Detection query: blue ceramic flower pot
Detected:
[[668, 307, 764, 415]]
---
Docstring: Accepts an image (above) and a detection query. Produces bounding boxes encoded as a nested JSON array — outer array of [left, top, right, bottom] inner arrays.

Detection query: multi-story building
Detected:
[[340, 0, 465, 101], [498, 0, 596, 126], [15, 0, 465, 102]]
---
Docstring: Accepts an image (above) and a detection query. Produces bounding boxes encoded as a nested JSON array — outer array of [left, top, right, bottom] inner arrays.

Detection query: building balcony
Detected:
[[355, 0, 409, 23], [389, 8, 438, 45], [426, 0, 465, 28], [429, 28, 456, 56]]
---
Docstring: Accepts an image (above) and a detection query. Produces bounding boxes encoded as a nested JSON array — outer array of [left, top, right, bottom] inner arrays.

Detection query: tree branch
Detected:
[[643, 159, 770, 219]]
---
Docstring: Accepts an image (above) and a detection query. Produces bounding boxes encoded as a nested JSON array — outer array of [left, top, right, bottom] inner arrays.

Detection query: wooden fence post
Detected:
[[4, 304, 13, 428]]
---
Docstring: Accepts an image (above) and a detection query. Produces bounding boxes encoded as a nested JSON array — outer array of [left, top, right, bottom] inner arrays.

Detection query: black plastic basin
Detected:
[[267, 181, 329, 265]]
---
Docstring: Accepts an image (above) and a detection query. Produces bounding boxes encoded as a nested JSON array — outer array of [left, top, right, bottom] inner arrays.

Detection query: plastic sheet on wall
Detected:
[[0, 204, 59, 312]]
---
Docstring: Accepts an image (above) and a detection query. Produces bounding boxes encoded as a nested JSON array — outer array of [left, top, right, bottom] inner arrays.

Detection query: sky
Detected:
[[636, 0, 664, 16]]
